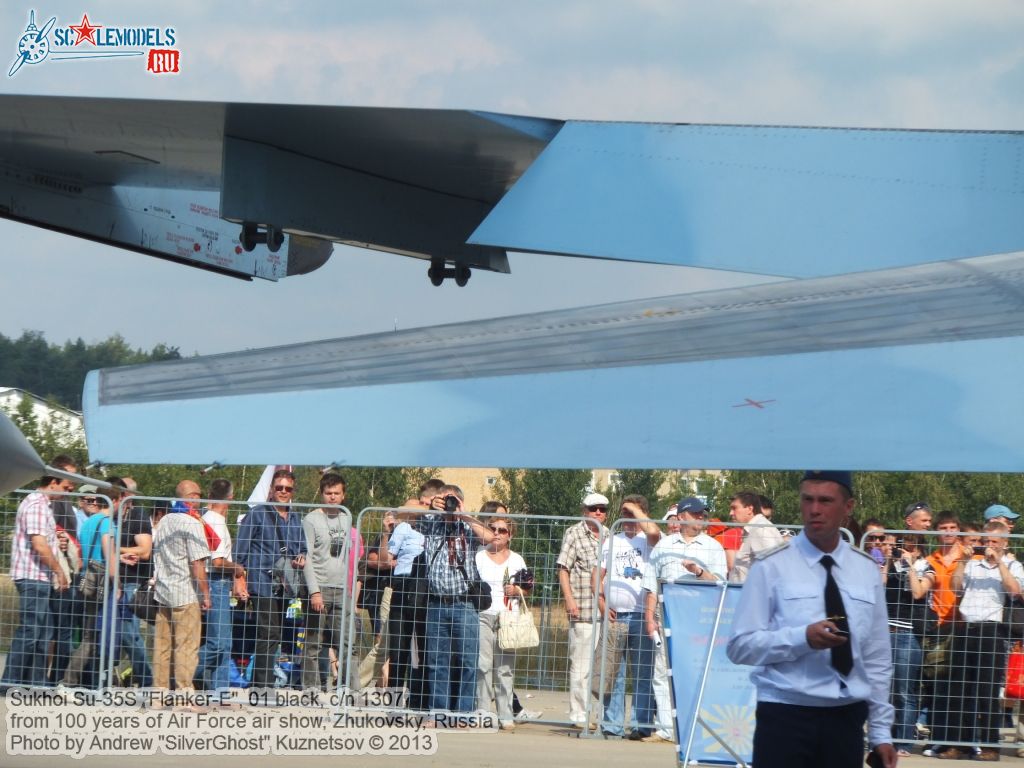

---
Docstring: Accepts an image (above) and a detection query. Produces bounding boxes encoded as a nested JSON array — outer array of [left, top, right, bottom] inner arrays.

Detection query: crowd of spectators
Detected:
[[4, 462, 1024, 755]]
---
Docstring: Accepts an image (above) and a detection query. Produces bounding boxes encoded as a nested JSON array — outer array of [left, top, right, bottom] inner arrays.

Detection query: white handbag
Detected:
[[497, 596, 540, 650]]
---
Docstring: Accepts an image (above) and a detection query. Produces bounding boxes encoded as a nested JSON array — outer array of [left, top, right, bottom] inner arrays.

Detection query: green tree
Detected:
[[1, 395, 86, 467], [0, 330, 181, 410], [494, 468, 592, 565], [606, 469, 669, 516]]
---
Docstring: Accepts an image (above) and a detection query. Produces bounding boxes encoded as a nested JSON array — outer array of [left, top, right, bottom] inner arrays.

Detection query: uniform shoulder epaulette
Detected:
[[754, 540, 790, 560], [850, 547, 878, 563]]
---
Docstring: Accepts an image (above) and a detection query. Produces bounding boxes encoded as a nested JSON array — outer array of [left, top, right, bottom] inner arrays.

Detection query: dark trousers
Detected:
[[387, 576, 428, 710], [753, 700, 868, 768], [250, 596, 285, 688], [933, 621, 1007, 747], [48, 587, 80, 684]]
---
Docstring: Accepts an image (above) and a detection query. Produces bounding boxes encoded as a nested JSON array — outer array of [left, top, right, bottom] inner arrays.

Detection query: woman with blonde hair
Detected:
[[475, 501, 532, 731]]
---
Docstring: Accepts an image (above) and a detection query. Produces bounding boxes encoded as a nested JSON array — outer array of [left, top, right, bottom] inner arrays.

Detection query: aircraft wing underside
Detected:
[[83, 250, 1024, 471], [2, 95, 1022, 283]]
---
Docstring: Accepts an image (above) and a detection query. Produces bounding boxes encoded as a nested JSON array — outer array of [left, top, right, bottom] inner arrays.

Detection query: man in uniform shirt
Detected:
[[727, 471, 896, 768]]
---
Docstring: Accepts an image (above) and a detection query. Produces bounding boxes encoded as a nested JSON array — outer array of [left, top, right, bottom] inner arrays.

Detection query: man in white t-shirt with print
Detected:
[[593, 494, 661, 739]]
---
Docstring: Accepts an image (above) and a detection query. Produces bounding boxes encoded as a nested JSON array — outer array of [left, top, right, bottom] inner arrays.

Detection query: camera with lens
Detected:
[[330, 533, 344, 558], [974, 545, 988, 556], [270, 577, 284, 598], [443, 495, 460, 513]]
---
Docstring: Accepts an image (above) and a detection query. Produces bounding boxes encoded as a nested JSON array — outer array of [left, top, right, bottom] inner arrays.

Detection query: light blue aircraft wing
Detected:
[[82, 251, 1024, 470]]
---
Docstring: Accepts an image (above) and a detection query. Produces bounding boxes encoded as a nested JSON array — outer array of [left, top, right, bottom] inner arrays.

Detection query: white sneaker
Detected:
[[516, 709, 543, 720]]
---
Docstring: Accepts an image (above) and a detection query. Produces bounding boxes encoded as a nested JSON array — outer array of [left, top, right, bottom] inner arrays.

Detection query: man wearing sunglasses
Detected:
[[1, 455, 76, 689], [236, 469, 307, 689], [864, 518, 934, 758], [557, 491, 611, 727]]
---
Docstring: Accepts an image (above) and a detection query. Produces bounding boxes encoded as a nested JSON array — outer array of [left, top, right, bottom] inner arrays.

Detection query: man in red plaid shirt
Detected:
[[1, 455, 77, 688]]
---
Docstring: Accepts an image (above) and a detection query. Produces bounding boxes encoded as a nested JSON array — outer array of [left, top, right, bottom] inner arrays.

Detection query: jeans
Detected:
[[597, 611, 655, 736], [1, 580, 53, 686], [426, 598, 479, 712], [118, 582, 152, 687], [196, 579, 232, 691], [890, 630, 923, 748], [601, 658, 629, 735]]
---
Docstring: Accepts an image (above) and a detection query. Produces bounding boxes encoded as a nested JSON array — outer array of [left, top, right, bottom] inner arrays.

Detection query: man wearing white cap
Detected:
[[557, 491, 610, 726]]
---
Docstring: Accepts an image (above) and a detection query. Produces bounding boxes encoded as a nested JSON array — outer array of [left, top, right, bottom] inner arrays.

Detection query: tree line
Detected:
[[0, 330, 181, 410], [3, 330, 1021, 544]]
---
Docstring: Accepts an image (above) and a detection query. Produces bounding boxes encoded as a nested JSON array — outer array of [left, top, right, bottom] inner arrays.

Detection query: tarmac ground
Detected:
[[3, 687, 1024, 768]]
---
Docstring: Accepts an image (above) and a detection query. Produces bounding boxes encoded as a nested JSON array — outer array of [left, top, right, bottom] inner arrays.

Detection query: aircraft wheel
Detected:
[[267, 226, 284, 253], [455, 265, 471, 287], [240, 222, 257, 252], [428, 262, 445, 286]]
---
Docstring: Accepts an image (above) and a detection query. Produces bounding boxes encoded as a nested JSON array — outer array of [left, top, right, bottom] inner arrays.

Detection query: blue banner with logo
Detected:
[[662, 581, 756, 765]]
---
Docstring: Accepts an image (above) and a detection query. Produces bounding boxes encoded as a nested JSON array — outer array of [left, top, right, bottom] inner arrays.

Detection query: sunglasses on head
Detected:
[[274, 485, 294, 493], [489, 526, 510, 534]]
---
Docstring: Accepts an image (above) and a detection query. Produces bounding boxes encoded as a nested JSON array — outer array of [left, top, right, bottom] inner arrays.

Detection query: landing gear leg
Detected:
[[238, 221, 285, 252]]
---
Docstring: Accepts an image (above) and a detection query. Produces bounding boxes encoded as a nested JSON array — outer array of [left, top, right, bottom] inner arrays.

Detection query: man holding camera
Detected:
[[236, 469, 307, 690], [301, 473, 361, 690], [413, 484, 494, 713], [934, 519, 1024, 760]]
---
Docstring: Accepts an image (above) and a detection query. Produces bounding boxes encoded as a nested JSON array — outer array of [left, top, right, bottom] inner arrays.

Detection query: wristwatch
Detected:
[[696, 567, 704, 578]]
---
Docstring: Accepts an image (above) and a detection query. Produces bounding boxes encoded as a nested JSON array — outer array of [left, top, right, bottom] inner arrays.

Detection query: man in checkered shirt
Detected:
[[557, 491, 611, 726], [151, 479, 211, 692], [1, 455, 76, 688]]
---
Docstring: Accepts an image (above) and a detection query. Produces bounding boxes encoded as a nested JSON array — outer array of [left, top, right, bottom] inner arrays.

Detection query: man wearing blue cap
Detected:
[[727, 471, 896, 768], [985, 503, 1019, 532]]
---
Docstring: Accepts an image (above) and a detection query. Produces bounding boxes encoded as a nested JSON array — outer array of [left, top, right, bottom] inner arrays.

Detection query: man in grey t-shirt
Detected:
[[302, 473, 361, 690]]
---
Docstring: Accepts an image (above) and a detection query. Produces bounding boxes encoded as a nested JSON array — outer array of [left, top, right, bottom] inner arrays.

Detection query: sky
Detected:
[[1, 1, 1023, 356]]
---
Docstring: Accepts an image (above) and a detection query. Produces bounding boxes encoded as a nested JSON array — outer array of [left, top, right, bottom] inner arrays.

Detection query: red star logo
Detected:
[[68, 13, 102, 46]]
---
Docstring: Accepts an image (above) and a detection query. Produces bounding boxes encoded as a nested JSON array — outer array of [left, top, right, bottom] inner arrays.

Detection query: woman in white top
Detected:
[[475, 502, 530, 730]]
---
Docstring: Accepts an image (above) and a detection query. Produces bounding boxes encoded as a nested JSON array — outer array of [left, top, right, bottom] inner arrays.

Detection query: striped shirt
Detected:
[[10, 492, 58, 582], [153, 511, 210, 608]]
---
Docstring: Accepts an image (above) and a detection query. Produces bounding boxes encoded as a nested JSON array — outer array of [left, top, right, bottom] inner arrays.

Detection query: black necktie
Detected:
[[820, 555, 854, 676]]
